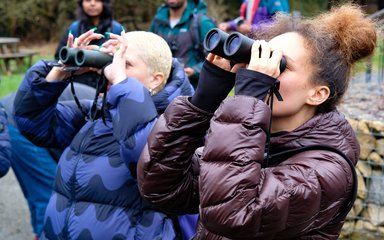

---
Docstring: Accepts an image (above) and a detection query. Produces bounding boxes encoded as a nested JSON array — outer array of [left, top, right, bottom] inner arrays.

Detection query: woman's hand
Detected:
[[103, 31, 127, 85], [247, 40, 283, 78], [70, 29, 104, 50], [47, 29, 105, 82], [99, 32, 122, 55], [206, 53, 246, 73]]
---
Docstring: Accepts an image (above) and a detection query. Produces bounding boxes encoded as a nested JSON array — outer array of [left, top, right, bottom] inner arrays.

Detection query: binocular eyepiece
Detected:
[[59, 46, 113, 69], [203, 28, 286, 73]]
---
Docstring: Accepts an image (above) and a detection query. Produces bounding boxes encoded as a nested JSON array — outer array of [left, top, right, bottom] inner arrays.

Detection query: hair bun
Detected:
[[318, 4, 377, 64]]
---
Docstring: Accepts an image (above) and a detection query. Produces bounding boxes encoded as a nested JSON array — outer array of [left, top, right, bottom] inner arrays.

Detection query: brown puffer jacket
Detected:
[[137, 95, 359, 240]]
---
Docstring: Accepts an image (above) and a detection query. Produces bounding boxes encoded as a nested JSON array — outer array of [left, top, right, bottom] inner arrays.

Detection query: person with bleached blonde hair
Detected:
[[13, 29, 194, 239]]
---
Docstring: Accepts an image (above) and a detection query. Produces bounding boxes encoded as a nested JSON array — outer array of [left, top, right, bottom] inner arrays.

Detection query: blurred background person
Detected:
[[150, 0, 216, 89], [219, 0, 290, 35], [54, 0, 124, 88]]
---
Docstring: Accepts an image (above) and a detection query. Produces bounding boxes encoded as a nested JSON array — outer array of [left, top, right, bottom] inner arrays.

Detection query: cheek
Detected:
[[126, 69, 146, 85], [273, 76, 307, 115]]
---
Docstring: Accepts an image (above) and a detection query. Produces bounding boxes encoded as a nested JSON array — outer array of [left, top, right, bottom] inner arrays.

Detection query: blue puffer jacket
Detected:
[[14, 58, 194, 240], [0, 107, 11, 178]]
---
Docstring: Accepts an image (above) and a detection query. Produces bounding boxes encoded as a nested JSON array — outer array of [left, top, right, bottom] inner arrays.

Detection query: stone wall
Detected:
[[339, 80, 384, 239], [340, 119, 384, 239]]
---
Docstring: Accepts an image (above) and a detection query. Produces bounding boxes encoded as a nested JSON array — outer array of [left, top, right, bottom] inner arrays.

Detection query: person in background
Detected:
[[1, 83, 95, 240], [219, 0, 289, 35], [54, 0, 123, 88], [137, 4, 376, 239], [150, 0, 216, 88], [0, 105, 11, 178], [14, 28, 194, 239]]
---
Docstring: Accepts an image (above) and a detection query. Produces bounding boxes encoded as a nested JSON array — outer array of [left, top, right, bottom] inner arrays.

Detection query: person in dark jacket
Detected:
[[14, 30, 194, 240], [219, 0, 289, 35], [0, 106, 11, 178], [54, 0, 123, 89], [150, 0, 216, 88], [137, 4, 377, 239]]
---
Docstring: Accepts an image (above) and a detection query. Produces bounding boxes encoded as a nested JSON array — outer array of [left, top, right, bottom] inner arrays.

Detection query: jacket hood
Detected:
[[270, 110, 360, 165], [154, 0, 208, 22], [152, 58, 195, 114]]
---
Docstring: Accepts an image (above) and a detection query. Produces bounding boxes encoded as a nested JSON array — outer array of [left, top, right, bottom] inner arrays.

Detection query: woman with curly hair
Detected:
[[138, 4, 377, 239]]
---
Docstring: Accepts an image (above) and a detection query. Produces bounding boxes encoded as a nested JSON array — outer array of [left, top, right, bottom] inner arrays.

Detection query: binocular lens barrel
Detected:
[[224, 32, 254, 63], [59, 47, 79, 65], [203, 28, 230, 58], [75, 49, 113, 68], [225, 36, 240, 57], [203, 28, 286, 73], [58, 47, 113, 69]]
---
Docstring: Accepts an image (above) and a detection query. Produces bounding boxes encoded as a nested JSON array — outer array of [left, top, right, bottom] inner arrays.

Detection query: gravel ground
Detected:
[[0, 169, 34, 239]]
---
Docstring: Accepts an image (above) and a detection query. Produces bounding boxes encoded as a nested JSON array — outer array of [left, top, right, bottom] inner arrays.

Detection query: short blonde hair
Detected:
[[125, 31, 172, 87]]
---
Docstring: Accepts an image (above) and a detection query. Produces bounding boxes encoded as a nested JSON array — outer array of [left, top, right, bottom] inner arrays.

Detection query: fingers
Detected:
[[114, 30, 127, 58], [206, 53, 215, 62], [67, 31, 74, 47], [260, 40, 271, 60], [269, 48, 283, 75], [105, 32, 122, 41], [231, 63, 247, 73], [248, 40, 282, 78], [100, 39, 120, 54], [73, 29, 104, 48]]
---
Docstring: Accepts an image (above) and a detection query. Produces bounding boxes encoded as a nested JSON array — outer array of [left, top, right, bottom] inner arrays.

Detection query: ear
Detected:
[[149, 72, 165, 92], [306, 85, 330, 106]]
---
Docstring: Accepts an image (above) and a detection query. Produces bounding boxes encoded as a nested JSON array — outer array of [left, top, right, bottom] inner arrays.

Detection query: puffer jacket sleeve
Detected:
[[138, 96, 212, 214], [199, 96, 353, 239], [107, 78, 158, 169], [199, 95, 270, 238], [13, 60, 91, 148]]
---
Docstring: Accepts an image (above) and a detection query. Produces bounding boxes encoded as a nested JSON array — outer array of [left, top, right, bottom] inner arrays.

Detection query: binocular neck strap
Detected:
[[69, 70, 108, 125], [88, 68, 108, 124], [264, 81, 283, 167], [99, 68, 108, 125], [69, 73, 89, 119]]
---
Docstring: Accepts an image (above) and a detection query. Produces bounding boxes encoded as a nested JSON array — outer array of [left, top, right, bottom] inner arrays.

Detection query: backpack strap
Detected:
[[190, 11, 203, 52], [69, 20, 81, 37], [190, 11, 209, 61], [265, 144, 357, 225], [111, 20, 121, 34]]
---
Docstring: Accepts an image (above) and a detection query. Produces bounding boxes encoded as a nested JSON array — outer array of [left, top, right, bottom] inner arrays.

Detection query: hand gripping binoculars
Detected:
[[203, 28, 286, 73], [59, 46, 113, 69]]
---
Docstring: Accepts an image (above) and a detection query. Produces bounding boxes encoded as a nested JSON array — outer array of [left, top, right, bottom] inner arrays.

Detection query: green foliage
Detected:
[[0, 74, 24, 98], [289, 0, 328, 16], [0, 0, 330, 42], [0, 53, 52, 97]]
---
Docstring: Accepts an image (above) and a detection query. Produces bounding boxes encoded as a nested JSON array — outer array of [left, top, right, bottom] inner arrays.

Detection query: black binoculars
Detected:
[[59, 46, 113, 69], [203, 28, 286, 73]]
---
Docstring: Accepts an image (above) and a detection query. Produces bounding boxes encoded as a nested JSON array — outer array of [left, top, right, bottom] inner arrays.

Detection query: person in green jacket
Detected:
[[150, 0, 216, 88]]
